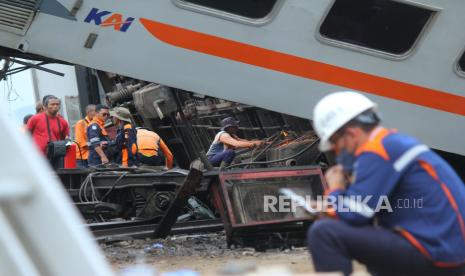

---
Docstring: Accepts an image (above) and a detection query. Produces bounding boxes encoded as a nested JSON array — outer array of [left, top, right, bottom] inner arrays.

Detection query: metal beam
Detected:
[[154, 160, 205, 238], [4, 58, 65, 76]]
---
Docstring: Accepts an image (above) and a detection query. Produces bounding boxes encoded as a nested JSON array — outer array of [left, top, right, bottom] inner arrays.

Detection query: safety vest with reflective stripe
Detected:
[[328, 127, 465, 266]]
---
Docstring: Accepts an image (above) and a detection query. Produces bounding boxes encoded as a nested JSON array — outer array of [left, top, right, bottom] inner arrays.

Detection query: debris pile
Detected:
[[101, 231, 307, 262]]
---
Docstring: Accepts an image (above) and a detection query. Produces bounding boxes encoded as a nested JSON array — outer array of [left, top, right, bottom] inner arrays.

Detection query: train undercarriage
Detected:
[[57, 69, 329, 247]]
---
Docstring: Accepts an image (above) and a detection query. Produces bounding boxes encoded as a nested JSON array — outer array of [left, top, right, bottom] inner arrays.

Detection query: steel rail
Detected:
[[88, 219, 224, 241]]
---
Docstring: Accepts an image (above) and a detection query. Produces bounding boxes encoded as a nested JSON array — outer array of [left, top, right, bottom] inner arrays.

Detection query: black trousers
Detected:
[[307, 219, 465, 276], [76, 159, 88, 168], [138, 153, 165, 166]]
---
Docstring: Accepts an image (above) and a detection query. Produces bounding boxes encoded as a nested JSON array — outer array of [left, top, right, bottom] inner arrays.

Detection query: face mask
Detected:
[[336, 149, 356, 174]]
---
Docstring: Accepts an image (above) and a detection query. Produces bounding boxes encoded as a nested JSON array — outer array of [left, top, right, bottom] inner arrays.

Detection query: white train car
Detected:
[[0, 0, 464, 155]]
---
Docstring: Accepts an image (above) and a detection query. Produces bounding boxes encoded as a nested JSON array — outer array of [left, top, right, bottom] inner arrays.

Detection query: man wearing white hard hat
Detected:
[[308, 91, 465, 275]]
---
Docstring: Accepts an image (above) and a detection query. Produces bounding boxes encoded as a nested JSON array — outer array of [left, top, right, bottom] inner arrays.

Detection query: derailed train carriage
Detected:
[[0, 0, 465, 246], [59, 74, 327, 246]]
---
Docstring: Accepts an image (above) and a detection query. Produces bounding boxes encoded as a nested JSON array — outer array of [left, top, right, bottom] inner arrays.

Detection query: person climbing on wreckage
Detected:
[[206, 117, 264, 168]]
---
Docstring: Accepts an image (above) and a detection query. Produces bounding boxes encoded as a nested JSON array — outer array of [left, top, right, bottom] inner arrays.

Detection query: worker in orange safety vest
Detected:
[[136, 128, 173, 169], [74, 104, 96, 168]]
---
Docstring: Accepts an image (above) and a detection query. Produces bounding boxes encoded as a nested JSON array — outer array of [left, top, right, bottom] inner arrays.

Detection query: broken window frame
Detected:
[[172, 0, 283, 26], [316, 0, 439, 60]]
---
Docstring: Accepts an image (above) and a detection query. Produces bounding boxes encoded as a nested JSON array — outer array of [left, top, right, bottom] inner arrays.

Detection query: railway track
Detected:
[[88, 219, 224, 241]]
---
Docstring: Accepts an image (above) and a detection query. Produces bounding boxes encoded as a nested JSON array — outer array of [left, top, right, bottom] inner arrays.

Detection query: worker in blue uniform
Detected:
[[87, 104, 112, 166], [111, 107, 139, 167], [308, 91, 465, 275]]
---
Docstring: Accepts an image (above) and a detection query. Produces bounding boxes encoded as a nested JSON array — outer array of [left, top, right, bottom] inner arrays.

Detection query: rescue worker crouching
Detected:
[[74, 104, 96, 168], [110, 107, 139, 167], [308, 91, 465, 275], [137, 127, 173, 169], [206, 117, 263, 167], [87, 105, 112, 166]]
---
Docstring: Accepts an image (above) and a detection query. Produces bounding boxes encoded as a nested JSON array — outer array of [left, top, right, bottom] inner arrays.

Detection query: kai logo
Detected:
[[84, 8, 135, 32]]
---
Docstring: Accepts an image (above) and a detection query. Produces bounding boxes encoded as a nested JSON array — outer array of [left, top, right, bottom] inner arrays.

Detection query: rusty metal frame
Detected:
[[218, 166, 327, 228]]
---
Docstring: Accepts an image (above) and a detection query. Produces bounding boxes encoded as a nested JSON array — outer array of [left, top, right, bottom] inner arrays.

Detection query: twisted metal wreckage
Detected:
[[58, 73, 328, 248]]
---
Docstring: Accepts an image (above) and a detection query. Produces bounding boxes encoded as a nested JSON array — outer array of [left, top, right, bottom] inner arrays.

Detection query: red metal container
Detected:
[[64, 144, 77, 168]]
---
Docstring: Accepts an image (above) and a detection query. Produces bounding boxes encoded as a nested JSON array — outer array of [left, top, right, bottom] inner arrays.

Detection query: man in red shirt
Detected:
[[27, 95, 69, 169]]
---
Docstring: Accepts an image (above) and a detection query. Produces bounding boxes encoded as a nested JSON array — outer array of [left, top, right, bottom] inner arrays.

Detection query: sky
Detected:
[[0, 62, 36, 126], [0, 60, 82, 131]]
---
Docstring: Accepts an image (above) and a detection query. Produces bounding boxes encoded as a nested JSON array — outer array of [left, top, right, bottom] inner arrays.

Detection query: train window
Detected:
[[459, 52, 465, 72], [319, 0, 435, 55], [179, 0, 278, 19]]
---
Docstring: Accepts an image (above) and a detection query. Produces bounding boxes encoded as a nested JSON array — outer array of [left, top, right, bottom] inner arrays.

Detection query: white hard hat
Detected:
[[313, 91, 377, 152]]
